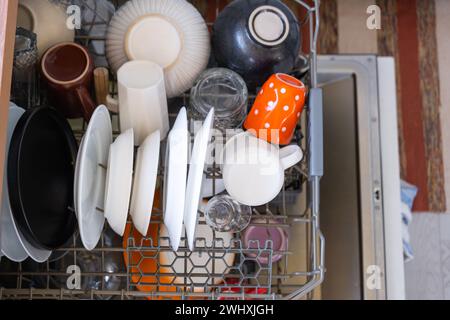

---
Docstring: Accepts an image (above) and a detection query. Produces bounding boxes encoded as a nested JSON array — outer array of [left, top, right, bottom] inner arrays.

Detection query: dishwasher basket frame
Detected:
[[0, 0, 324, 300]]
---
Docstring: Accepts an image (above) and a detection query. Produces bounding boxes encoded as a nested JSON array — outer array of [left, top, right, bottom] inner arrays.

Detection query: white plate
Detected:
[[130, 130, 160, 236], [73, 135, 85, 218], [159, 216, 234, 291], [76, 106, 112, 250], [184, 108, 215, 251], [1, 104, 28, 262], [163, 108, 188, 251], [105, 0, 210, 98], [104, 128, 134, 236]]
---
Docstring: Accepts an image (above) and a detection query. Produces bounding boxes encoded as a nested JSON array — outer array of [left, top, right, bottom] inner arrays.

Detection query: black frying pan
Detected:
[[8, 106, 78, 250]]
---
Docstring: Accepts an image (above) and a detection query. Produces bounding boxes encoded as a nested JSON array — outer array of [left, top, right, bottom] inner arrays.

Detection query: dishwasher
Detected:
[[0, 0, 326, 300]]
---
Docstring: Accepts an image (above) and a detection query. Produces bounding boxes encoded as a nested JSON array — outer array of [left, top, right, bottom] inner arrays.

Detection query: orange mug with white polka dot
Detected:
[[244, 73, 306, 145]]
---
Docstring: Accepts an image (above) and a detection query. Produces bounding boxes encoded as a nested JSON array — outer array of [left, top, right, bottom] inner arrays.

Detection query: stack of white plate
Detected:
[[0, 103, 52, 263]]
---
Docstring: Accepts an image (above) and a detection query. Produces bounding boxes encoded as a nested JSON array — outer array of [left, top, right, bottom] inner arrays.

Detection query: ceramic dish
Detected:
[[114, 60, 169, 145], [15, 229, 51, 263], [163, 108, 188, 251], [123, 222, 179, 300], [1, 104, 28, 262], [212, 0, 300, 88], [17, 0, 74, 57], [201, 172, 226, 199], [184, 109, 215, 251], [159, 219, 234, 291], [3, 108, 51, 263], [73, 135, 85, 217], [130, 130, 160, 236], [106, 0, 210, 98], [72, 0, 115, 67], [8, 107, 78, 250], [189, 68, 248, 129], [104, 129, 134, 236], [123, 189, 179, 300], [76, 105, 113, 250]]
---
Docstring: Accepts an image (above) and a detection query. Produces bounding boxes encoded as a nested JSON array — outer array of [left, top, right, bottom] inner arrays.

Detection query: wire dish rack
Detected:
[[0, 0, 324, 300]]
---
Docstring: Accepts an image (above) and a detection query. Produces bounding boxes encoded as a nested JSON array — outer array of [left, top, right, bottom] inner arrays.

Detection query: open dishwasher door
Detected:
[[318, 56, 405, 300]]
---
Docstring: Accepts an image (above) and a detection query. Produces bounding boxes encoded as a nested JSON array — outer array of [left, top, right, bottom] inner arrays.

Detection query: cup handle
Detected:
[[279, 145, 304, 170], [106, 94, 119, 114], [75, 86, 96, 121]]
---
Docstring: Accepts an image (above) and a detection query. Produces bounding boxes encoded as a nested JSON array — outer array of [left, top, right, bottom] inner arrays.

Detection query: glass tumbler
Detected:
[[189, 68, 248, 130], [11, 27, 39, 109], [205, 194, 252, 232]]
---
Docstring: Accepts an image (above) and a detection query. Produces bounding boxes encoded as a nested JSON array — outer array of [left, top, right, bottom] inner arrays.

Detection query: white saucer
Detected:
[[130, 130, 160, 236], [184, 108, 215, 251], [76, 105, 112, 250], [106, 0, 210, 98], [163, 108, 188, 251], [104, 128, 134, 236], [1, 104, 28, 262]]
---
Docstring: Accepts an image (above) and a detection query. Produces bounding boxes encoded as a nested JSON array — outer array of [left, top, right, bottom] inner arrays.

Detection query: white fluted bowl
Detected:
[[106, 0, 210, 98]]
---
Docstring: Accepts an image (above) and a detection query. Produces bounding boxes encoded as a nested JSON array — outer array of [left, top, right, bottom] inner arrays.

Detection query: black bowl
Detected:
[[7, 106, 78, 250], [212, 0, 301, 89]]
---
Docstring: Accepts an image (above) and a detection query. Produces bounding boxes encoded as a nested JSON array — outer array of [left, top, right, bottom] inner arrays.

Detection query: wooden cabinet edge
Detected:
[[0, 0, 18, 207]]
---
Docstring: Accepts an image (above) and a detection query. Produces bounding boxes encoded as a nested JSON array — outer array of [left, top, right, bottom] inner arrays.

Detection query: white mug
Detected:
[[108, 60, 169, 145], [220, 132, 303, 206]]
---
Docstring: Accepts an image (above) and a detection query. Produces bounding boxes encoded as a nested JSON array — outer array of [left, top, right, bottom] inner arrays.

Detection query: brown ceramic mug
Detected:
[[41, 42, 96, 121]]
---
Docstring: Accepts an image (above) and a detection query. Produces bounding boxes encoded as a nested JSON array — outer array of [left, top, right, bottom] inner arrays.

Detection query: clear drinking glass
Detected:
[[189, 68, 248, 130], [205, 194, 252, 232], [11, 27, 39, 109]]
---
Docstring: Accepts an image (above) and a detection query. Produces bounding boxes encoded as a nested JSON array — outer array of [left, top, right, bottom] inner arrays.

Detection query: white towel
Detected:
[[400, 180, 418, 262]]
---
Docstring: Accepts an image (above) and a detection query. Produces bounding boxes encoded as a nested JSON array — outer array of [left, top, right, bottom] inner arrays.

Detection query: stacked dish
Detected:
[[74, 106, 162, 250]]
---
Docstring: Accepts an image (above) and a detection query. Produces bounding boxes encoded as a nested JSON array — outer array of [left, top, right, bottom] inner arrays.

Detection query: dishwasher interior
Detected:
[[0, 0, 325, 300]]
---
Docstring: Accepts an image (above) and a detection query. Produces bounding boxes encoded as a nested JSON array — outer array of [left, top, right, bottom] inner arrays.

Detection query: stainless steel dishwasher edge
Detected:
[[317, 55, 405, 300]]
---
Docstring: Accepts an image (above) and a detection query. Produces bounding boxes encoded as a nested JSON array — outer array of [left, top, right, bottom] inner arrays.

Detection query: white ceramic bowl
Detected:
[[106, 0, 210, 98]]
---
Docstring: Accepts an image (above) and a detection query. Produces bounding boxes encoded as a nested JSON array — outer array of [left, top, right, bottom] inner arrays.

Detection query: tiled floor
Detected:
[[405, 213, 450, 299]]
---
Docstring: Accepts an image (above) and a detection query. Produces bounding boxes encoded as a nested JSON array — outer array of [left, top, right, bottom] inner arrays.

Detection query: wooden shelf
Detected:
[[0, 0, 18, 205]]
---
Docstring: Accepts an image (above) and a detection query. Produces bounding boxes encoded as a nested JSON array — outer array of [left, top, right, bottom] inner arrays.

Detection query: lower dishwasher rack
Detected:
[[0, 0, 324, 300]]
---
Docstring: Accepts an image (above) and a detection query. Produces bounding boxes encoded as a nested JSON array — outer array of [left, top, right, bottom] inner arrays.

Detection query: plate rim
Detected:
[[130, 130, 161, 236], [104, 128, 134, 236], [1, 104, 29, 262], [184, 108, 215, 251]]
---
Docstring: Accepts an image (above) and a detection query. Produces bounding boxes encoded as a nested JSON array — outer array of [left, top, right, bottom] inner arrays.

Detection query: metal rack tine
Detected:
[[98, 163, 107, 170]]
